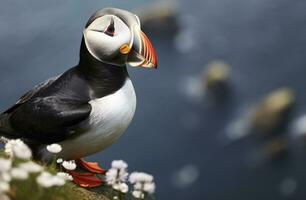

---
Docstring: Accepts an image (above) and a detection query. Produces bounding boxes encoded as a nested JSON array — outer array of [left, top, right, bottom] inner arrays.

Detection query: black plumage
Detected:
[[0, 38, 128, 144]]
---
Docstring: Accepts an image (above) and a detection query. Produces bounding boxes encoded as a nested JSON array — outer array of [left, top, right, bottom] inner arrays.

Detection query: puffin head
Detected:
[[83, 8, 157, 68]]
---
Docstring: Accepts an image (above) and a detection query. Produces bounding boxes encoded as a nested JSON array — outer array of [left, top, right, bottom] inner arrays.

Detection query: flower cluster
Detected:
[[0, 138, 156, 200], [0, 139, 74, 200], [105, 160, 156, 199], [46, 143, 62, 154], [106, 160, 129, 193], [45, 143, 76, 173], [5, 139, 32, 160], [62, 160, 77, 171], [0, 158, 11, 200], [129, 172, 156, 199], [56, 172, 73, 181], [44, 143, 76, 182], [36, 172, 65, 188]]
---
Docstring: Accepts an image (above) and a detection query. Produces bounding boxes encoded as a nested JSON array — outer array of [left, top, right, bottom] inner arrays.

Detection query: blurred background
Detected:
[[1, 0, 306, 199]]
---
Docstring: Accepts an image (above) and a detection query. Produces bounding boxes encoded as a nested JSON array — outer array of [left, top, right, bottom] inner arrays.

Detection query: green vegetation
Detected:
[[0, 149, 109, 200], [0, 139, 156, 200]]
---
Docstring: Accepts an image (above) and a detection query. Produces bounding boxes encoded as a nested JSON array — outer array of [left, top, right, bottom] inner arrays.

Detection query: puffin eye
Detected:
[[104, 18, 115, 37]]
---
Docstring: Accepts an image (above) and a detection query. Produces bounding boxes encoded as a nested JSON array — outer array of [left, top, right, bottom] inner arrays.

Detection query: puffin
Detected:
[[0, 7, 157, 187]]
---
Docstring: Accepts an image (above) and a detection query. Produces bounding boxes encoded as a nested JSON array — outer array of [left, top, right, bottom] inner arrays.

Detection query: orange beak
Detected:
[[127, 26, 158, 68]]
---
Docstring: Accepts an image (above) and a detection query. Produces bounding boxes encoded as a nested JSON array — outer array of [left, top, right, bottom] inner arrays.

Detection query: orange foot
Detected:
[[68, 170, 103, 188], [76, 158, 106, 174]]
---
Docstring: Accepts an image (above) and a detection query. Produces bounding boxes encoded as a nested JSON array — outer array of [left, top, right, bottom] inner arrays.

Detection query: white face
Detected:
[[83, 15, 134, 65]]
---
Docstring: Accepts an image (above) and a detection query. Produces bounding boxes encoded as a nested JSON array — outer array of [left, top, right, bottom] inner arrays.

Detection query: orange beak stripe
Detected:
[[140, 31, 158, 68]]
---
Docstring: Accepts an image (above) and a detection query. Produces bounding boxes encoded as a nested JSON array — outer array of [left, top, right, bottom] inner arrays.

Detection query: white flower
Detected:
[[56, 158, 63, 164], [1, 172, 11, 182], [106, 169, 118, 185], [19, 161, 43, 173], [56, 172, 73, 181], [106, 167, 128, 183], [129, 172, 140, 183], [62, 160, 76, 170], [134, 182, 143, 190], [144, 182, 156, 194], [11, 168, 29, 180], [5, 139, 32, 160], [112, 183, 128, 193], [50, 176, 65, 187], [129, 172, 154, 184], [112, 183, 121, 190], [119, 183, 129, 193], [107, 168, 129, 184], [106, 160, 129, 193], [36, 172, 65, 188], [132, 190, 144, 199], [4, 139, 23, 155], [0, 158, 12, 172], [36, 172, 53, 188], [111, 160, 128, 170], [0, 182, 10, 192], [130, 172, 156, 196], [46, 144, 62, 154], [13, 145, 32, 160]]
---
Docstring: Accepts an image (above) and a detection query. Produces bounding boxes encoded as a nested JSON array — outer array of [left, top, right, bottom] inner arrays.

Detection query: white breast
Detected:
[[57, 79, 136, 159]]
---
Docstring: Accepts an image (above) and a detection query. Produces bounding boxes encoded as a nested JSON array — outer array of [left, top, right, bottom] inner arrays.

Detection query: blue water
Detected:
[[1, 0, 306, 199]]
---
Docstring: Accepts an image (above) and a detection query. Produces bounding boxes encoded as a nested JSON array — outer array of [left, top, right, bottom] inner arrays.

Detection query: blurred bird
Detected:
[[0, 8, 157, 187]]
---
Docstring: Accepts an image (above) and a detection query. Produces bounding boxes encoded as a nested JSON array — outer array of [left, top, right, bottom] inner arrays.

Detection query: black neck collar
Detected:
[[77, 38, 129, 98]]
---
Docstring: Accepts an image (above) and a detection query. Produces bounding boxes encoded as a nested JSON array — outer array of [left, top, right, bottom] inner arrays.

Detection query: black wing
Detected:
[[3, 76, 59, 114], [0, 68, 92, 144]]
